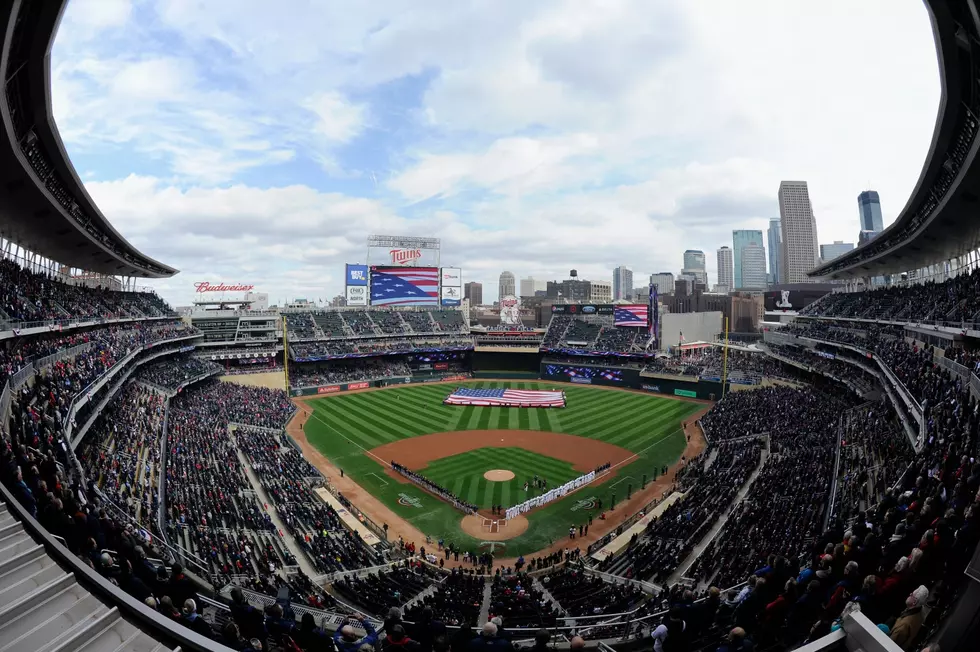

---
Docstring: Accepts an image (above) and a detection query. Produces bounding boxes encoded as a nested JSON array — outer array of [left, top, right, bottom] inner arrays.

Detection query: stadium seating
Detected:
[[137, 357, 222, 390], [0, 258, 173, 324], [284, 312, 318, 339], [289, 360, 410, 388], [342, 311, 380, 336], [311, 310, 349, 337]]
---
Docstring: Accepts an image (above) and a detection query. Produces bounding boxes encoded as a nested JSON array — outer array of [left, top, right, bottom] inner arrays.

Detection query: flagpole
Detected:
[[721, 316, 729, 398]]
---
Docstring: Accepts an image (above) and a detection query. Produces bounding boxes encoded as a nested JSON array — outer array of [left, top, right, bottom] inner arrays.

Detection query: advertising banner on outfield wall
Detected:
[[440, 267, 462, 287], [346, 285, 368, 306], [550, 304, 614, 315], [441, 285, 462, 306], [346, 264, 369, 286]]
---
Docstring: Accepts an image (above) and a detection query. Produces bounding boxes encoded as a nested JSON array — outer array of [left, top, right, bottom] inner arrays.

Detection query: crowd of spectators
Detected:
[[691, 387, 856, 588], [593, 326, 641, 353], [403, 568, 485, 626], [332, 563, 439, 614], [137, 356, 222, 390], [488, 573, 559, 628], [834, 403, 915, 523], [766, 344, 878, 395], [541, 567, 646, 618], [292, 337, 473, 360], [77, 384, 165, 526], [236, 425, 381, 574], [284, 312, 318, 339], [391, 461, 477, 513], [802, 267, 980, 327], [598, 438, 765, 584], [0, 258, 174, 324], [172, 378, 294, 430], [289, 360, 411, 388]]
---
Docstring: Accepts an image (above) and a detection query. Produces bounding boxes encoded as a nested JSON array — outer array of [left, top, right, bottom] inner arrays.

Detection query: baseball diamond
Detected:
[[298, 380, 705, 556]]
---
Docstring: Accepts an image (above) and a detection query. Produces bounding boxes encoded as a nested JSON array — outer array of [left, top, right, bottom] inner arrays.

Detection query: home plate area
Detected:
[[483, 517, 507, 534]]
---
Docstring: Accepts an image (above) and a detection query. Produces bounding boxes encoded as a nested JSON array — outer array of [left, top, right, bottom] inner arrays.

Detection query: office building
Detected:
[[767, 218, 782, 285], [732, 230, 764, 289], [820, 241, 855, 263], [858, 190, 884, 233], [649, 272, 674, 295], [717, 246, 734, 291], [740, 243, 767, 290], [590, 279, 612, 303], [464, 282, 483, 305], [681, 250, 707, 285], [519, 276, 547, 298], [778, 180, 820, 283], [612, 266, 633, 301], [546, 279, 592, 302], [498, 271, 516, 300]]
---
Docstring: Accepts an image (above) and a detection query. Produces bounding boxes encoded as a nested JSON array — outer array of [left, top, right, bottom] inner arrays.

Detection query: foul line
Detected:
[[368, 472, 390, 486], [306, 410, 390, 468], [607, 475, 637, 492], [609, 428, 685, 473]]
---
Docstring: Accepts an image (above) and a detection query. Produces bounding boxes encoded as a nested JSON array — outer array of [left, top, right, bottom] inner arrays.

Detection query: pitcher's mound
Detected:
[[461, 513, 528, 540], [484, 469, 516, 481]]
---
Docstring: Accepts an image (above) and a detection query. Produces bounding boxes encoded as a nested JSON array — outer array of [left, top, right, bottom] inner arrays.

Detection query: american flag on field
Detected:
[[614, 304, 649, 327], [444, 387, 566, 408], [370, 267, 439, 306]]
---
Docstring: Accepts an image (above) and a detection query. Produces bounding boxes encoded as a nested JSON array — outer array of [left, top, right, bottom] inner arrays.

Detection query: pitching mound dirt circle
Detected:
[[483, 469, 515, 481], [461, 513, 529, 541]]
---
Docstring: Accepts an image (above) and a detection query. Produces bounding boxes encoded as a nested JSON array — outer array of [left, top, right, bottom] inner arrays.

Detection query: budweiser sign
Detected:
[[194, 282, 255, 293], [389, 248, 422, 266]]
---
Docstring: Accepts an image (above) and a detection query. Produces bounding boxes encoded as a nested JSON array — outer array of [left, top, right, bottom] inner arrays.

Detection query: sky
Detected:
[[51, 0, 940, 306]]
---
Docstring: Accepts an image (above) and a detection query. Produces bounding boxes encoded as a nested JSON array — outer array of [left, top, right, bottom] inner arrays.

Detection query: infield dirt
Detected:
[[287, 382, 710, 567], [370, 429, 635, 481]]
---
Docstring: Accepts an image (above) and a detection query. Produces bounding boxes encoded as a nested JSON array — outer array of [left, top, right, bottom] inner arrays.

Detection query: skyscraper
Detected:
[[613, 266, 633, 301], [519, 276, 547, 298], [681, 250, 707, 286], [716, 246, 734, 291], [498, 271, 516, 300], [649, 272, 675, 295], [732, 230, 764, 289], [464, 282, 483, 305], [778, 181, 820, 283], [820, 241, 855, 263], [740, 243, 767, 290], [767, 218, 782, 285], [858, 190, 884, 233]]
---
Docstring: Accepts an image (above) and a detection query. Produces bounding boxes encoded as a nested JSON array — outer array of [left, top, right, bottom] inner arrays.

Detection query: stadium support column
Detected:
[[721, 317, 729, 398], [282, 315, 289, 392]]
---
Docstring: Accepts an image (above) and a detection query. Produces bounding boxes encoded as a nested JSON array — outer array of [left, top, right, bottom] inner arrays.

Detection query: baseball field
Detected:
[[300, 381, 704, 557]]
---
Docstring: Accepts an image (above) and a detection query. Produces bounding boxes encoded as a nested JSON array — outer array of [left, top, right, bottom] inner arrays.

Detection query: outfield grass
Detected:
[[302, 381, 702, 556], [420, 447, 580, 510]]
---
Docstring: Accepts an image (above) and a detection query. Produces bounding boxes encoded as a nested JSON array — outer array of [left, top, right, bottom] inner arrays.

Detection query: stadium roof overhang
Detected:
[[809, 0, 980, 281], [0, 0, 177, 278]]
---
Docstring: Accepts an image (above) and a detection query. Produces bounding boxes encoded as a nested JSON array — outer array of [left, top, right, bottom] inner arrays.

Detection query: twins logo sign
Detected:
[[570, 496, 598, 512], [398, 493, 423, 508]]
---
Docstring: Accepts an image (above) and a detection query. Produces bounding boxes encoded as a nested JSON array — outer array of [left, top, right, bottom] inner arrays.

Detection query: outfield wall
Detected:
[[290, 373, 470, 397], [472, 350, 541, 373], [540, 361, 725, 400]]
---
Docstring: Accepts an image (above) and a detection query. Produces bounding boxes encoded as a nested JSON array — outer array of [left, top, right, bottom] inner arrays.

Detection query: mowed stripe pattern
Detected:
[[302, 381, 704, 554], [444, 387, 566, 407], [419, 447, 579, 510]]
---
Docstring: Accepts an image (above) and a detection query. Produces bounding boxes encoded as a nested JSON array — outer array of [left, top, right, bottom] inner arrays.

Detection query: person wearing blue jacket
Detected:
[[334, 614, 379, 652]]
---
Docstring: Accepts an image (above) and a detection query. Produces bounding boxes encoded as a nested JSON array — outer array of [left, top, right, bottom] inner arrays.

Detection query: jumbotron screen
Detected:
[[369, 266, 440, 307]]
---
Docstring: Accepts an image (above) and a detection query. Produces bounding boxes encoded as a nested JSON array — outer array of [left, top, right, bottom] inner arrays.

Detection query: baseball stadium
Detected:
[[0, 3, 979, 652]]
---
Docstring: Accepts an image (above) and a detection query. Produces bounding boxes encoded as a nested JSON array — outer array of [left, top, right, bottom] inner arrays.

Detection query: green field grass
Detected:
[[419, 447, 580, 510], [301, 381, 703, 556]]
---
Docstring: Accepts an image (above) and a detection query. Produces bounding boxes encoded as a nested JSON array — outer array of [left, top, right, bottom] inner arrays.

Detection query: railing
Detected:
[[0, 480, 231, 651], [0, 314, 174, 342], [9, 361, 34, 388], [34, 342, 91, 370]]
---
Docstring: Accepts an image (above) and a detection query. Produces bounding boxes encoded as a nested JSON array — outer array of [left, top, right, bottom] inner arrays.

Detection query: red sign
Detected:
[[348, 382, 370, 390], [317, 385, 340, 394], [194, 282, 255, 293], [389, 249, 422, 265], [434, 362, 449, 370]]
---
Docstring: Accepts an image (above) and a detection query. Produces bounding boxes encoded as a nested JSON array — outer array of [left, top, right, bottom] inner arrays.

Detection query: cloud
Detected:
[[49, 0, 940, 306]]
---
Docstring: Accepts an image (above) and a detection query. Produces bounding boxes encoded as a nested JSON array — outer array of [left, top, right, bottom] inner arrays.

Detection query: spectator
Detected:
[[889, 586, 930, 651], [334, 615, 379, 652], [469, 622, 512, 652]]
